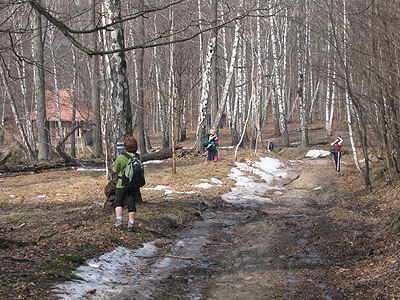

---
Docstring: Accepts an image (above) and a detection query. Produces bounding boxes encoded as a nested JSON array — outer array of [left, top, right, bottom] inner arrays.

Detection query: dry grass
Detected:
[[0, 129, 263, 299], [1, 124, 400, 299]]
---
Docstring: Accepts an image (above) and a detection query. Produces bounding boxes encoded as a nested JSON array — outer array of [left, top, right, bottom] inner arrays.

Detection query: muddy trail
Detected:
[[151, 158, 340, 300], [55, 156, 345, 300]]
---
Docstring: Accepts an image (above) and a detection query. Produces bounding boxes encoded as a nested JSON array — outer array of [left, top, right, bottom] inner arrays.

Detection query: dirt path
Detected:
[[153, 157, 342, 300]]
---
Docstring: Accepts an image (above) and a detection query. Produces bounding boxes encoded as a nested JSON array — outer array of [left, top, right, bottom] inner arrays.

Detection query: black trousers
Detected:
[[334, 151, 341, 172], [114, 187, 140, 212]]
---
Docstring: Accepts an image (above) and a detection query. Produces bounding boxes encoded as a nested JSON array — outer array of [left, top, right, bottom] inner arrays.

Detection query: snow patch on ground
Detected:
[[194, 178, 223, 189], [143, 185, 199, 196], [76, 168, 106, 172], [194, 182, 214, 189], [52, 156, 294, 299], [305, 149, 331, 158], [53, 243, 158, 299], [221, 156, 290, 205], [143, 160, 164, 165]]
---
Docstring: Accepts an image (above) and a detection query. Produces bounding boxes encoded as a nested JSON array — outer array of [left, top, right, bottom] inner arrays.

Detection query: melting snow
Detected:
[[143, 160, 163, 165], [196, 178, 223, 188], [143, 185, 199, 196], [194, 182, 214, 189], [52, 156, 295, 299], [221, 156, 290, 205], [53, 243, 157, 299], [305, 149, 331, 158], [76, 168, 106, 172]]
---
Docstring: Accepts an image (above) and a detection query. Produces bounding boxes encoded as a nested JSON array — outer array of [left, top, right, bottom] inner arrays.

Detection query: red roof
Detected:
[[31, 87, 91, 122]]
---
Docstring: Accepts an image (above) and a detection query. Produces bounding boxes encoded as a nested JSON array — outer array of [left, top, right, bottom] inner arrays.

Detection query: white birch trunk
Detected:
[[249, 0, 263, 150], [197, 0, 204, 103], [102, 0, 132, 162], [309, 80, 320, 122], [343, 0, 362, 174], [297, 34, 309, 146], [328, 66, 336, 136], [296, 3, 310, 147], [235, 86, 254, 161], [325, 22, 335, 136], [169, 3, 176, 174], [16, 43, 36, 151], [0, 64, 34, 158], [194, 37, 216, 153], [132, 49, 140, 126], [90, 0, 102, 158], [270, 13, 289, 146], [0, 92, 5, 144], [49, 30, 64, 141], [325, 44, 331, 134], [255, 1, 263, 147], [70, 46, 78, 157], [153, 46, 166, 144], [237, 35, 247, 137], [212, 20, 240, 129]]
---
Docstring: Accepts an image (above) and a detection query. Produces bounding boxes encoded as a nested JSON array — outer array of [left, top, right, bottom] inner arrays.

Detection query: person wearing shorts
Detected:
[[112, 136, 141, 232]]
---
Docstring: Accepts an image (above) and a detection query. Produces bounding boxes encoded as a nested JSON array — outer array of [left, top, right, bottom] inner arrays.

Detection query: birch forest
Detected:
[[1, 0, 399, 185]]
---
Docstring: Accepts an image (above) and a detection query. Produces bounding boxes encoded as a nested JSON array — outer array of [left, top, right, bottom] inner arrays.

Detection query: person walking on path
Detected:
[[331, 136, 343, 172], [206, 126, 219, 163], [112, 136, 141, 232]]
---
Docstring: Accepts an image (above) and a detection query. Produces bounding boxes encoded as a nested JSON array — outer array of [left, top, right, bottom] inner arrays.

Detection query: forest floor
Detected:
[[1, 124, 400, 299]]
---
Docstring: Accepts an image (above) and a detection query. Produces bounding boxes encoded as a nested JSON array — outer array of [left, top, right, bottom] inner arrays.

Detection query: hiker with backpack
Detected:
[[331, 136, 343, 172], [205, 126, 219, 163], [112, 136, 145, 232]]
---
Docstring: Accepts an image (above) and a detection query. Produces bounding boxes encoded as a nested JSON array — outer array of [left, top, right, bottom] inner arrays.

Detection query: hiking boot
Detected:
[[127, 223, 134, 232], [112, 219, 123, 230]]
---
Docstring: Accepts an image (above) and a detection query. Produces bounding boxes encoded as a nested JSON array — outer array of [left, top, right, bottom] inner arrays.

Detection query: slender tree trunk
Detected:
[[235, 85, 254, 160], [169, 2, 176, 174], [49, 31, 64, 144], [90, 0, 102, 158], [136, 0, 146, 154], [251, 1, 263, 150], [194, 37, 216, 154], [297, 24, 309, 146], [342, 0, 369, 187], [0, 64, 35, 158], [210, 0, 218, 124], [103, 0, 132, 167], [31, 0, 49, 160], [0, 91, 5, 144], [270, 13, 289, 146], [16, 43, 36, 151], [70, 46, 78, 158], [212, 20, 240, 130]]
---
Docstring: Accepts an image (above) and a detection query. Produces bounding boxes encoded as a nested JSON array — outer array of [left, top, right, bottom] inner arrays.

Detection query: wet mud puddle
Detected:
[[53, 207, 246, 300]]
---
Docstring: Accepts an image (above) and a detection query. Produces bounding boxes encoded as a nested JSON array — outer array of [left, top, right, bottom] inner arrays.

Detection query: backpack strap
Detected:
[[118, 152, 133, 180], [122, 152, 132, 159]]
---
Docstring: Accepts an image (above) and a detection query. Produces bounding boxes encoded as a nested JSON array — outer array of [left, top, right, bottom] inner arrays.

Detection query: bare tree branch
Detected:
[[27, 0, 251, 56]]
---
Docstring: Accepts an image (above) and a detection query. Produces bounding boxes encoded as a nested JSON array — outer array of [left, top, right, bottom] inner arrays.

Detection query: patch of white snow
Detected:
[[305, 150, 331, 159]]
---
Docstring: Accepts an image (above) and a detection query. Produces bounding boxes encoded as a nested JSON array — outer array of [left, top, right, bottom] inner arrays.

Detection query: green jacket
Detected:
[[113, 152, 138, 188]]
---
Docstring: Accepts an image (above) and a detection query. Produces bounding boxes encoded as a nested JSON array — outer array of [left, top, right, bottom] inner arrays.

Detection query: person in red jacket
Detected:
[[331, 136, 343, 172]]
